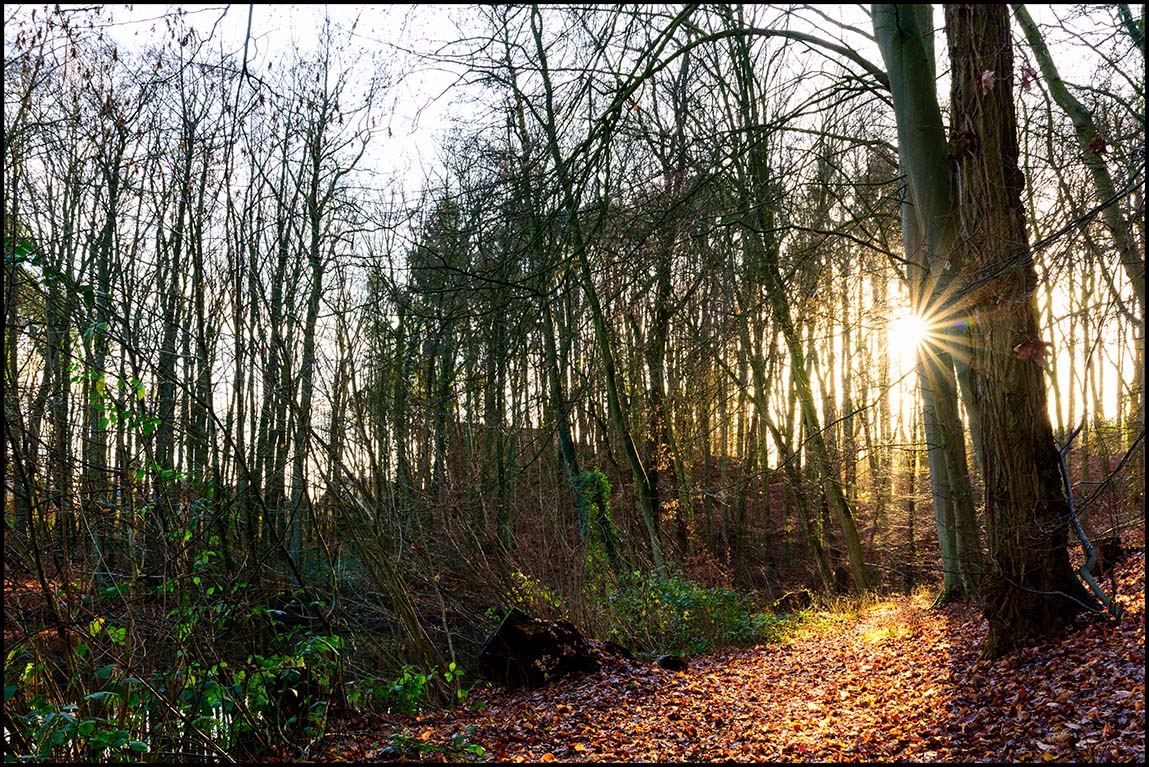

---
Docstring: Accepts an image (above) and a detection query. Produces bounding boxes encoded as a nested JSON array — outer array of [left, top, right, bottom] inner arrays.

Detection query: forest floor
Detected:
[[315, 545, 1144, 763]]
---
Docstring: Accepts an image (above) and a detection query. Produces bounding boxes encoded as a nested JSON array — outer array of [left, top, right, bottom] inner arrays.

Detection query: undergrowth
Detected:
[[600, 568, 789, 656]]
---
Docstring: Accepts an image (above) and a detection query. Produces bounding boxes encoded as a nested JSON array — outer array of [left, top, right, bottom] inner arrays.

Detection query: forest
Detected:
[[3, 3, 1144, 762]]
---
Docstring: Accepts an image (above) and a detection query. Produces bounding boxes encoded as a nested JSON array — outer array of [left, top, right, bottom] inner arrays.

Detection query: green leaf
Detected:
[[83, 690, 118, 702], [4, 235, 37, 265], [76, 283, 96, 308]]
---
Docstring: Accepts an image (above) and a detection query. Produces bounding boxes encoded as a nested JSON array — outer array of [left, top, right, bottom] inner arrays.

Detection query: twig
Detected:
[[1057, 421, 1123, 622]]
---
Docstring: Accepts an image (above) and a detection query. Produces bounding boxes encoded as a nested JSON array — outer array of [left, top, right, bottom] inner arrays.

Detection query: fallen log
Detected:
[[477, 608, 600, 690]]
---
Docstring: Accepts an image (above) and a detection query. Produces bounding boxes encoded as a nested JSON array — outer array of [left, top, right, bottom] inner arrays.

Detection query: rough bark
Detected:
[[943, 3, 1096, 656]]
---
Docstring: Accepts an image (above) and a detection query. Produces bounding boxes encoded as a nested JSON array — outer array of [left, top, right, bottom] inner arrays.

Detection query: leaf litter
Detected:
[[315, 550, 1144, 763]]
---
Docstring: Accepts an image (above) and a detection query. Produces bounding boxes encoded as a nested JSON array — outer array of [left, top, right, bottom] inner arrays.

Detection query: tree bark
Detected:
[[875, 3, 985, 598], [943, 3, 1096, 656]]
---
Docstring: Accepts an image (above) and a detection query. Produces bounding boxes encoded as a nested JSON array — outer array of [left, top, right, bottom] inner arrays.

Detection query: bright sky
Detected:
[[12, 3, 1112, 201], [3, 3, 473, 197]]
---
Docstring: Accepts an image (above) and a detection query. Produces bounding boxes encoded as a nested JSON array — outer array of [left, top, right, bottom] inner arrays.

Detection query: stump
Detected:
[[477, 608, 600, 690], [1094, 535, 1125, 577]]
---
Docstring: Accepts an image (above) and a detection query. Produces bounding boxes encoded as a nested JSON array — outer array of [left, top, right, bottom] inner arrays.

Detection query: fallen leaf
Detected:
[[307, 550, 1145, 765]]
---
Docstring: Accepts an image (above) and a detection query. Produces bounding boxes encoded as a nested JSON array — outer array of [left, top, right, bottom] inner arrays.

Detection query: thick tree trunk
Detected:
[[944, 3, 1096, 656]]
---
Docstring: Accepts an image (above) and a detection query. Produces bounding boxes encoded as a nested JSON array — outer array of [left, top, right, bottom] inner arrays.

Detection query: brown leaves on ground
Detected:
[[317, 550, 1145, 763]]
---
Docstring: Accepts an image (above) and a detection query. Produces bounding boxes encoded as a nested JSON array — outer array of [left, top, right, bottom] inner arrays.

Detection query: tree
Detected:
[[946, 3, 1102, 655], [1012, 3, 1144, 516], [1012, 4, 1144, 316], [524, 3, 676, 569], [875, 3, 1099, 655], [873, 4, 985, 600]]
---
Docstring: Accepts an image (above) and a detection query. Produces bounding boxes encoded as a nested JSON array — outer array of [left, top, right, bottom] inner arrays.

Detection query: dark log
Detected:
[[656, 654, 689, 671], [477, 608, 599, 690]]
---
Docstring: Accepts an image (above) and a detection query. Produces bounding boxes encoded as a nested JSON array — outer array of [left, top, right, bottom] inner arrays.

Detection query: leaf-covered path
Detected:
[[319, 552, 1144, 763]]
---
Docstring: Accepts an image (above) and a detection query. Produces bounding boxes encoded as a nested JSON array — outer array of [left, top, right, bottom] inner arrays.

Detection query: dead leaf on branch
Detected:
[[979, 69, 997, 95], [1013, 339, 1053, 366], [1020, 64, 1038, 92]]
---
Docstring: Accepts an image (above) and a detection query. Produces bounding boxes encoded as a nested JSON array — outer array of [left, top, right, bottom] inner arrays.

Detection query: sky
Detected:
[[4, 3, 474, 197], [9, 4, 1113, 201]]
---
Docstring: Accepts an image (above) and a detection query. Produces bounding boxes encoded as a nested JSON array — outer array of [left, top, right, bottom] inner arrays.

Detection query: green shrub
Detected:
[[603, 569, 782, 655], [574, 469, 620, 572], [507, 570, 566, 616], [344, 661, 470, 717]]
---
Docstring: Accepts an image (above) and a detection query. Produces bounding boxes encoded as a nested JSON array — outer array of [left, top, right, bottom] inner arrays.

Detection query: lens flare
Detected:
[[889, 312, 931, 365]]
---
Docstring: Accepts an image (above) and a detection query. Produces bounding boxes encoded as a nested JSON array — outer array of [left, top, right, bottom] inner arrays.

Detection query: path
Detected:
[[318, 552, 1144, 762]]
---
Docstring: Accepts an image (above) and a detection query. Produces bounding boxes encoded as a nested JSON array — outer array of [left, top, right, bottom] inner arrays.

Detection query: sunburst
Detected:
[[889, 311, 931, 365]]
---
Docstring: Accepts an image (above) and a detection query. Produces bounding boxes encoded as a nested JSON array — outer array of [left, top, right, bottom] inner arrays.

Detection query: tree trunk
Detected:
[[943, 3, 1096, 656], [876, 4, 985, 599]]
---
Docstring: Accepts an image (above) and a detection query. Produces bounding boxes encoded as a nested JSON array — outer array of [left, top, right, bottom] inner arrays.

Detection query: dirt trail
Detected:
[[319, 552, 1144, 763]]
